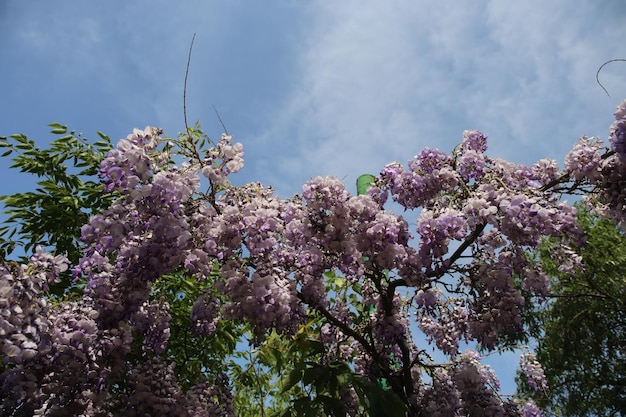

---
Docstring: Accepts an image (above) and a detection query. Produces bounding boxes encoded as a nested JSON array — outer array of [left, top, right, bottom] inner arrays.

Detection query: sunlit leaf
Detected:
[[356, 173, 376, 195]]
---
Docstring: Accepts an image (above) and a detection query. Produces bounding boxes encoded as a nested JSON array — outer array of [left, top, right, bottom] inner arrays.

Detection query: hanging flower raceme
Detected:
[[99, 126, 161, 193], [587, 99, 626, 224]]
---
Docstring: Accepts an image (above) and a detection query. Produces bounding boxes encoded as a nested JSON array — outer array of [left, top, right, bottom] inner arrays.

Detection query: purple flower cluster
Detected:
[[339, 385, 360, 417], [522, 264, 550, 299], [123, 357, 187, 416], [0, 248, 68, 364], [565, 136, 604, 180], [187, 375, 236, 417], [421, 368, 463, 416], [190, 294, 220, 337], [371, 292, 409, 347], [522, 399, 544, 417], [219, 261, 304, 343], [373, 129, 584, 362], [422, 351, 528, 417], [417, 208, 466, 264], [0, 248, 137, 415], [186, 373, 235, 416], [79, 167, 196, 325], [452, 350, 504, 416], [467, 250, 529, 350], [458, 149, 486, 180], [349, 197, 415, 273], [317, 301, 356, 363], [99, 127, 161, 193], [201, 133, 245, 186], [583, 99, 626, 224], [0, 253, 63, 412], [532, 158, 561, 187], [610, 99, 626, 159], [132, 300, 171, 355], [0, 128, 248, 413], [380, 152, 459, 209], [462, 129, 489, 153], [30, 300, 131, 416], [418, 297, 469, 356], [499, 194, 579, 247], [457, 130, 488, 180], [520, 352, 548, 392]]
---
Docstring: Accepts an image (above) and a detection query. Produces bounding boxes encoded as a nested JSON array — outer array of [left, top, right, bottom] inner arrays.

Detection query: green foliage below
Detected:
[[527, 205, 626, 416], [152, 268, 242, 391]]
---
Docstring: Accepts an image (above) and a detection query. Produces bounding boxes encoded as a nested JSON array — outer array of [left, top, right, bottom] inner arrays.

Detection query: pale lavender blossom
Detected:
[[99, 126, 160, 193], [462, 129, 488, 153], [458, 149, 486, 180], [201, 134, 245, 186], [610, 99, 626, 158], [133, 300, 171, 355], [190, 294, 220, 337], [564, 136, 603, 180], [186, 374, 235, 416], [520, 353, 548, 392], [522, 399, 544, 417], [532, 158, 561, 186]]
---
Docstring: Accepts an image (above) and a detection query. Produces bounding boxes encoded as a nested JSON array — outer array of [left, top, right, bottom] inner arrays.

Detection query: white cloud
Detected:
[[254, 0, 626, 196], [256, 2, 445, 193]]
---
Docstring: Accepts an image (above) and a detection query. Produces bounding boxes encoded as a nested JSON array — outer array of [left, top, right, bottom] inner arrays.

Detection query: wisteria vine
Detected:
[[2, 99, 626, 416]]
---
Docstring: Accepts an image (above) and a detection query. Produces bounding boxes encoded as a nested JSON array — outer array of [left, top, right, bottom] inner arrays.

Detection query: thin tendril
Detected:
[[213, 104, 229, 136], [183, 33, 197, 138], [596, 58, 626, 97]]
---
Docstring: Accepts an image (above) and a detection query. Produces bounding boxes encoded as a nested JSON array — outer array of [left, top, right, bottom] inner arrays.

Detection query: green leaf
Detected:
[[96, 131, 111, 142], [55, 134, 74, 142], [302, 364, 320, 386], [48, 123, 67, 135], [94, 140, 111, 148], [281, 367, 304, 393], [356, 174, 376, 195], [10, 134, 28, 143]]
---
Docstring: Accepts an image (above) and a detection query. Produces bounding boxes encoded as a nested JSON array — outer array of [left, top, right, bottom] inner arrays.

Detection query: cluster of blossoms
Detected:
[[190, 293, 220, 337], [0, 249, 135, 415], [519, 352, 548, 393], [567, 99, 626, 224], [2, 100, 626, 415], [0, 247, 67, 364], [610, 100, 626, 158], [132, 300, 171, 355], [98, 127, 162, 193], [201, 133, 245, 186]]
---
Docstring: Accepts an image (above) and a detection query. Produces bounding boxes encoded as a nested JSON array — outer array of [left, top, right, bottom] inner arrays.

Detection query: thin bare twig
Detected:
[[213, 104, 229, 135], [596, 58, 626, 97], [184, 33, 197, 137]]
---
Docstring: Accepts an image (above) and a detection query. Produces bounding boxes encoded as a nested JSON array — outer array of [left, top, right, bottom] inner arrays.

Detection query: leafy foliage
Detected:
[[0, 124, 114, 268], [525, 206, 626, 416]]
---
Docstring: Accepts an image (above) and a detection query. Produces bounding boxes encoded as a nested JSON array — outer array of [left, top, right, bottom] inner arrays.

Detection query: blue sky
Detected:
[[1, 0, 625, 396]]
